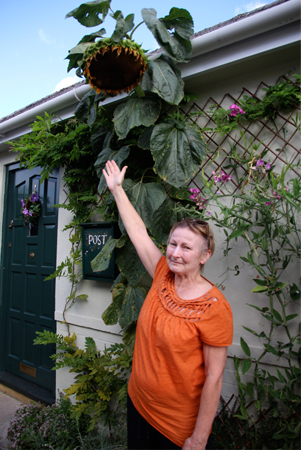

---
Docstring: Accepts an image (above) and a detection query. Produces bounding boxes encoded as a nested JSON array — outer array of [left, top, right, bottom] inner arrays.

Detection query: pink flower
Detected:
[[265, 201, 273, 206], [256, 159, 265, 167], [265, 162, 271, 170], [229, 104, 245, 117], [273, 190, 281, 199], [212, 170, 231, 183], [190, 188, 208, 210]]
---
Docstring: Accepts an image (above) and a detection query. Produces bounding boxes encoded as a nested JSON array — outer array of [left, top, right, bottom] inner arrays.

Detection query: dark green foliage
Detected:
[[211, 397, 301, 449]]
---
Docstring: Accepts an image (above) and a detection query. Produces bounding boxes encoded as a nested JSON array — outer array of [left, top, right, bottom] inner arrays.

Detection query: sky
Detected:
[[0, 0, 277, 119]]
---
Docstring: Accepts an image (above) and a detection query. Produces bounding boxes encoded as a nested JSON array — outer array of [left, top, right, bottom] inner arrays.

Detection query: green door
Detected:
[[1, 164, 59, 397]]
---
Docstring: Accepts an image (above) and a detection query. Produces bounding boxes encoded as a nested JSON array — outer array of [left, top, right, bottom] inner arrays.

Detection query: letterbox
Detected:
[[81, 222, 119, 281]]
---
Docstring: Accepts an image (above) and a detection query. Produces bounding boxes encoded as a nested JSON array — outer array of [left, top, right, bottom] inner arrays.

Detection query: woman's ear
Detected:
[[200, 249, 212, 265]]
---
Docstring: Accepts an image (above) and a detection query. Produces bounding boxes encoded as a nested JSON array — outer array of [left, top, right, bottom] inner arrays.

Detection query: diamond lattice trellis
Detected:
[[184, 76, 300, 195]]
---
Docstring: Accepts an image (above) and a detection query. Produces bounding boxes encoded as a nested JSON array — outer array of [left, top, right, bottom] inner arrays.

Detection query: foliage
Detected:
[[7, 394, 90, 450], [211, 397, 300, 449], [34, 331, 132, 432], [205, 74, 300, 135], [180, 122, 301, 447]]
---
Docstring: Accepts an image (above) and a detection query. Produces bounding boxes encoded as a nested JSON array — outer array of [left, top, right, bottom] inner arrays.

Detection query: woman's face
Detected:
[[166, 227, 210, 277]]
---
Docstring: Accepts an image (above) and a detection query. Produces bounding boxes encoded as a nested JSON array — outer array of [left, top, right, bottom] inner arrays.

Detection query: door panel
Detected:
[[2, 165, 59, 395]]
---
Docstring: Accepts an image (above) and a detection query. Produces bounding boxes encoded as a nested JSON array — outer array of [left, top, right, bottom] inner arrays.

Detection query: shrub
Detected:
[[7, 394, 89, 450]]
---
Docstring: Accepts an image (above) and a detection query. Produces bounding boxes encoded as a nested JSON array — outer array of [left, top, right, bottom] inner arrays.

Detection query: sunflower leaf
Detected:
[[141, 55, 184, 105], [66, 0, 111, 27], [150, 122, 207, 187], [141, 8, 193, 63], [113, 97, 161, 140], [111, 12, 135, 42]]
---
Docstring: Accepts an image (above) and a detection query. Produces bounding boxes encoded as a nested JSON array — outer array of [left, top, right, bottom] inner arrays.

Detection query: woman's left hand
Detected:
[[182, 436, 206, 450]]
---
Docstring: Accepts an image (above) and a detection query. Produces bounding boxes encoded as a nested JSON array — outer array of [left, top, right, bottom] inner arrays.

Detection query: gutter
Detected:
[[0, 0, 300, 145], [190, 0, 299, 58]]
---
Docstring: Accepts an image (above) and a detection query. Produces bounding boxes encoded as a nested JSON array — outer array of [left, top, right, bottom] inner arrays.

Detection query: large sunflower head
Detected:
[[82, 38, 148, 96]]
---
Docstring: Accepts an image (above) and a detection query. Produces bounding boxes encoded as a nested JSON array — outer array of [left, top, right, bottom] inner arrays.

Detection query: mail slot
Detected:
[[81, 222, 119, 281]]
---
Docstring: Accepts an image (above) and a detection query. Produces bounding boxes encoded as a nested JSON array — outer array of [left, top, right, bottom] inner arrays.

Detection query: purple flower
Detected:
[[31, 193, 39, 202], [213, 170, 231, 184], [265, 201, 273, 206], [21, 199, 25, 208], [206, 210, 212, 216], [256, 159, 265, 167], [229, 104, 245, 117], [265, 162, 271, 170], [23, 208, 29, 216]]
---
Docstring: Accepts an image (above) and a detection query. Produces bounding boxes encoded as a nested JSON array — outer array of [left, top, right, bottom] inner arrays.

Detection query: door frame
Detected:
[[0, 162, 60, 402]]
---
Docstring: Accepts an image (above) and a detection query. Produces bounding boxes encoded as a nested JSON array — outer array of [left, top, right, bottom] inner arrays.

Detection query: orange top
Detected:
[[128, 256, 233, 447]]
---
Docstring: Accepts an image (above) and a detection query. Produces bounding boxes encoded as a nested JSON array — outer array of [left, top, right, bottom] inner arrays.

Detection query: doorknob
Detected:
[[30, 252, 35, 259]]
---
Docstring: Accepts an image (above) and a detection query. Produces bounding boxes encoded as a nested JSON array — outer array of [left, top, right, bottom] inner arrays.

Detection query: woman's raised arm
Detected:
[[103, 160, 162, 278]]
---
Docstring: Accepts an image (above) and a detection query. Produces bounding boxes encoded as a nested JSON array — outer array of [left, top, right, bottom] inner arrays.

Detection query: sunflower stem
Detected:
[[129, 21, 144, 40]]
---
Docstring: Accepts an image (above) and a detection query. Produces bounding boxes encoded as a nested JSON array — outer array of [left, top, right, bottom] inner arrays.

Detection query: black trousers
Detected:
[[127, 395, 212, 450]]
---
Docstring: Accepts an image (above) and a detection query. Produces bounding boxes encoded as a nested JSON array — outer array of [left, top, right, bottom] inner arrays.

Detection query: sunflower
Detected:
[[82, 38, 148, 96]]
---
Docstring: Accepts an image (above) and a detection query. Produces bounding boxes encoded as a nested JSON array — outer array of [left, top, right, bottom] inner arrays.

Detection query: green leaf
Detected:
[[91, 123, 110, 151], [168, 186, 194, 202], [116, 237, 146, 285], [251, 285, 268, 293], [229, 228, 245, 240], [150, 197, 186, 245], [65, 42, 93, 71], [141, 8, 193, 63], [66, 0, 111, 27], [123, 179, 166, 228], [122, 322, 137, 356], [113, 97, 161, 140], [242, 326, 258, 336], [111, 12, 135, 42], [293, 178, 300, 198], [90, 236, 117, 272], [290, 283, 301, 301], [264, 344, 279, 356], [102, 282, 126, 325], [95, 146, 130, 194], [276, 368, 286, 383], [253, 278, 267, 286], [78, 28, 106, 43], [242, 358, 252, 375], [240, 337, 251, 357], [272, 308, 282, 322], [141, 55, 184, 105], [286, 313, 299, 321], [150, 122, 206, 188], [119, 285, 148, 329], [138, 126, 154, 150]]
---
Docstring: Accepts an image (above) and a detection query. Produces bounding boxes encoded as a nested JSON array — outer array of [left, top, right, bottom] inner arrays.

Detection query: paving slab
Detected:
[[0, 391, 26, 450]]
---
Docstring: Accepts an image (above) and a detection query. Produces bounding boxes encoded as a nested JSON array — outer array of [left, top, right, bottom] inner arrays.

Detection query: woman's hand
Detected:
[[103, 160, 127, 193], [182, 436, 206, 450]]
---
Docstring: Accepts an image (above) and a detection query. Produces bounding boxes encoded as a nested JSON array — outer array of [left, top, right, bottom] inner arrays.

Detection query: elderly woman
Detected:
[[103, 160, 233, 450]]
